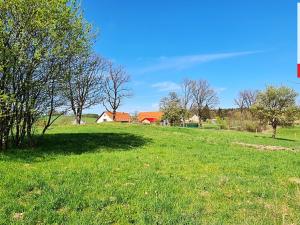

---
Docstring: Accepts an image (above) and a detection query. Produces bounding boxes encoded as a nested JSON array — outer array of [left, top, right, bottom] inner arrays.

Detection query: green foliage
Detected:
[[186, 122, 199, 128], [160, 92, 183, 126], [0, 0, 95, 149], [202, 104, 211, 121], [242, 120, 259, 132], [226, 111, 263, 132], [0, 124, 299, 224], [252, 86, 298, 138], [216, 116, 227, 129]]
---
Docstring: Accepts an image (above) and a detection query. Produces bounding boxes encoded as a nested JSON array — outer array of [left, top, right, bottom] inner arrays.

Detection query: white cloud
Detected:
[[137, 50, 262, 74], [152, 81, 181, 92], [214, 87, 227, 93]]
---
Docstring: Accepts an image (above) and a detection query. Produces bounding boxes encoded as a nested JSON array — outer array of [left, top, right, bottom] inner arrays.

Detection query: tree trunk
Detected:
[[198, 119, 202, 128], [182, 114, 186, 127], [0, 135, 3, 151], [42, 123, 48, 135], [197, 110, 202, 128], [113, 110, 116, 121], [1, 136, 8, 151], [42, 111, 66, 135], [272, 124, 277, 139], [76, 114, 81, 124], [75, 107, 82, 125]]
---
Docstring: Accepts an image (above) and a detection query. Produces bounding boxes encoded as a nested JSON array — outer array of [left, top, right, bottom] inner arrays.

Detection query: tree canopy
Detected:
[[160, 92, 182, 126], [251, 86, 298, 138], [0, 0, 96, 149]]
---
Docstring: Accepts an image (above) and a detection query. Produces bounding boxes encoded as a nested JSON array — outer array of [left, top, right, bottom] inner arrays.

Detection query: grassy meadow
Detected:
[[0, 121, 299, 224]]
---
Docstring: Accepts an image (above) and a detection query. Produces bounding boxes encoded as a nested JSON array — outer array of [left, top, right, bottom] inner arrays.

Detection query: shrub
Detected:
[[216, 117, 227, 129], [226, 110, 263, 132], [243, 120, 262, 132], [186, 123, 199, 128]]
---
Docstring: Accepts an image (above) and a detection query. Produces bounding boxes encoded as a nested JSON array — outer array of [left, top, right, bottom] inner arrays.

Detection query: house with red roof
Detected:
[[96, 111, 131, 123], [138, 112, 164, 124], [141, 117, 158, 124]]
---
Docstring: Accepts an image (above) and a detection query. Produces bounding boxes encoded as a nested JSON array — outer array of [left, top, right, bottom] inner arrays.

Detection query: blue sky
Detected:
[[82, 0, 300, 114]]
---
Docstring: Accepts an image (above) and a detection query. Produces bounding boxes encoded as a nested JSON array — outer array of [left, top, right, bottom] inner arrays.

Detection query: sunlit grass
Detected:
[[0, 123, 299, 224]]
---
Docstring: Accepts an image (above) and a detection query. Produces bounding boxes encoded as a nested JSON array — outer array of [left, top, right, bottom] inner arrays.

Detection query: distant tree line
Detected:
[[0, 0, 131, 150], [160, 79, 299, 138]]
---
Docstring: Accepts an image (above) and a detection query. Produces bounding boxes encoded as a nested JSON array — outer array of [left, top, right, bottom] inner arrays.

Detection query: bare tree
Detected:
[[64, 55, 106, 124], [234, 95, 245, 113], [243, 90, 258, 108], [191, 80, 218, 127], [234, 89, 258, 113], [180, 78, 193, 126], [102, 63, 132, 121], [131, 111, 139, 123]]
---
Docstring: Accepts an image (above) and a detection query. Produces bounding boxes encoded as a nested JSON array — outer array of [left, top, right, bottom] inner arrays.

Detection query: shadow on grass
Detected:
[[0, 132, 151, 163], [254, 135, 296, 142]]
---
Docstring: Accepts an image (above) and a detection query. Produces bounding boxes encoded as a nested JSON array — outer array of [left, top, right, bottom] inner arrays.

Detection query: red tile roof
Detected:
[[105, 112, 131, 122], [138, 112, 163, 122], [142, 118, 158, 123]]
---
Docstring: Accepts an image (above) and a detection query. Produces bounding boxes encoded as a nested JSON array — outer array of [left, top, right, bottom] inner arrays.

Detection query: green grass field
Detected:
[[0, 122, 299, 224]]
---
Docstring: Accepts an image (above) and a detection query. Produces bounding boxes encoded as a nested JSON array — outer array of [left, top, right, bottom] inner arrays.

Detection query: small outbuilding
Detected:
[[141, 117, 158, 124]]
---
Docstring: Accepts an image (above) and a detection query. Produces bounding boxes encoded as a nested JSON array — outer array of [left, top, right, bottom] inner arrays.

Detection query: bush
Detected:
[[186, 123, 199, 128], [243, 120, 262, 132], [226, 111, 263, 132], [216, 117, 227, 129]]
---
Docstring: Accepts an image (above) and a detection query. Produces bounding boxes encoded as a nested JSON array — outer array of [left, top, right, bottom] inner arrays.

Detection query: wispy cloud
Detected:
[[215, 87, 227, 94], [152, 81, 181, 92], [136, 50, 262, 74]]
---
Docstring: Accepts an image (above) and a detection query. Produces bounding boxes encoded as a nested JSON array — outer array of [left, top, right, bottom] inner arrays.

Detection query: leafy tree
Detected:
[[252, 86, 298, 138], [160, 92, 182, 126], [0, 0, 95, 149], [0, 92, 14, 149]]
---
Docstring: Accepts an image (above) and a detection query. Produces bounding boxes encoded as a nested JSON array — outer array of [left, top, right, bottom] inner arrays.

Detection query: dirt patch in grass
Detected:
[[12, 212, 24, 221], [288, 177, 300, 185], [233, 142, 298, 152]]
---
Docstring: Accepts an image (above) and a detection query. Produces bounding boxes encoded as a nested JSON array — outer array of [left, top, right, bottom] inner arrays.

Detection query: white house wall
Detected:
[[96, 113, 114, 123], [187, 115, 199, 123], [142, 119, 151, 124]]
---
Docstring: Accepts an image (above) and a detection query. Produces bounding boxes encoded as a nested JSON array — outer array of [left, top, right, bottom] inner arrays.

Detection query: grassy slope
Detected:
[[40, 115, 97, 126], [0, 124, 299, 224]]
